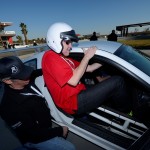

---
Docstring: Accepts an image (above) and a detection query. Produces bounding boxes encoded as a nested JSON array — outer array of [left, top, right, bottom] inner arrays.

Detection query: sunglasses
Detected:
[[64, 40, 72, 45]]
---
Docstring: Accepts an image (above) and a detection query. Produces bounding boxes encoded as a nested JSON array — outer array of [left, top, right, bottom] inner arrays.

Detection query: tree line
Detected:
[[15, 23, 46, 45]]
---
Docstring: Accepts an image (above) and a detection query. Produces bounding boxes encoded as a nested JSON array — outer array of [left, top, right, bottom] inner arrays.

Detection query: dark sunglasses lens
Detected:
[[65, 40, 72, 45]]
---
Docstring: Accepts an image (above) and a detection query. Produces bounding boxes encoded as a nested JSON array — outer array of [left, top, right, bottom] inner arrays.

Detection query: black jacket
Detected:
[[107, 33, 117, 41], [0, 83, 63, 144]]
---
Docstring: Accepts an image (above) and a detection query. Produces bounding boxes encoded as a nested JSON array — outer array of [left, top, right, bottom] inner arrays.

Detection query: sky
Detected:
[[1, 0, 150, 40]]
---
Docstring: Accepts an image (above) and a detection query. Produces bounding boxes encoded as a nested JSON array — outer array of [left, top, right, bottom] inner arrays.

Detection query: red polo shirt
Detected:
[[42, 50, 86, 114]]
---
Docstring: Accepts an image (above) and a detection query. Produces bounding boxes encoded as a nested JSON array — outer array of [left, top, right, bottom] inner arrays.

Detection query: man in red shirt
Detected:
[[42, 22, 131, 115]]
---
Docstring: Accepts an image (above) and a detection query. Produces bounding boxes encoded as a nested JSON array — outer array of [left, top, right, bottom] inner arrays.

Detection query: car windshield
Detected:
[[114, 45, 150, 77]]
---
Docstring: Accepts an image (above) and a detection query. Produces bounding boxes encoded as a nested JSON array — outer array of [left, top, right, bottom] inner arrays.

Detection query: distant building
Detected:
[[0, 22, 16, 48]]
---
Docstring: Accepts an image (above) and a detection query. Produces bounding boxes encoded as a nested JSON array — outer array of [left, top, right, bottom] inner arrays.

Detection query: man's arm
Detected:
[[68, 46, 97, 86], [86, 63, 102, 73]]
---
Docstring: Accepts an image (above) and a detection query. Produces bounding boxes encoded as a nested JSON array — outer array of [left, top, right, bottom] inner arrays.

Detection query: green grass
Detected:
[[118, 39, 150, 49]]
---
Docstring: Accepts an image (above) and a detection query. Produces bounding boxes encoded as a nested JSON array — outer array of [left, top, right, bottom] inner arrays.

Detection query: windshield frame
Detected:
[[114, 45, 150, 77]]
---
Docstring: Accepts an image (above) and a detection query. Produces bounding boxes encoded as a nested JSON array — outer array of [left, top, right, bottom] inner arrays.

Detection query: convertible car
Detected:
[[23, 40, 150, 150], [10, 41, 150, 149]]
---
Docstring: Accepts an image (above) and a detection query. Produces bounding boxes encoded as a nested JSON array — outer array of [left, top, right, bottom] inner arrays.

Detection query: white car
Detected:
[[23, 40, 150, 150]]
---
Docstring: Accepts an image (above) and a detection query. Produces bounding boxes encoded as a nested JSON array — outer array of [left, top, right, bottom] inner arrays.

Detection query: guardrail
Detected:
[[0, 44, 49, 59]]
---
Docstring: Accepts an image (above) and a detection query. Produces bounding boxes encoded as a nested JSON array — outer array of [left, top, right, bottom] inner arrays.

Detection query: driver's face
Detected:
[[62, 40, 72, 56]]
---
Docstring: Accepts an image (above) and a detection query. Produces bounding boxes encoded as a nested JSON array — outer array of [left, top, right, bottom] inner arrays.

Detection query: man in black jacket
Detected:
[[107, 30, 118, 41], [0, 56, 75, 150], [90, 31, 98, 41]]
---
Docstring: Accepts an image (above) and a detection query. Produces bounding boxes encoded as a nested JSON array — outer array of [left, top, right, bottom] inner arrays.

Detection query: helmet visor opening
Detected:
[[60, 30, 79, 42]]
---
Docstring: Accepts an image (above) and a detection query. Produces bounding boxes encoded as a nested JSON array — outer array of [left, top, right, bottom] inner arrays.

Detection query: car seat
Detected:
[[35, 75, 74, 124]]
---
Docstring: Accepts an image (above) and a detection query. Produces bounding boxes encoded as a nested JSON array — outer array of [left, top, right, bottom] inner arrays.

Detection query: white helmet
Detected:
[[46, 22, 79, 53]]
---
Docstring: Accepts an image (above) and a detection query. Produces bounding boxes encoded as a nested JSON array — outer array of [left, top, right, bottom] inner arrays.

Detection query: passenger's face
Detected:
[[62, 40, 72, 56], [9, 79, 30, 90]]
